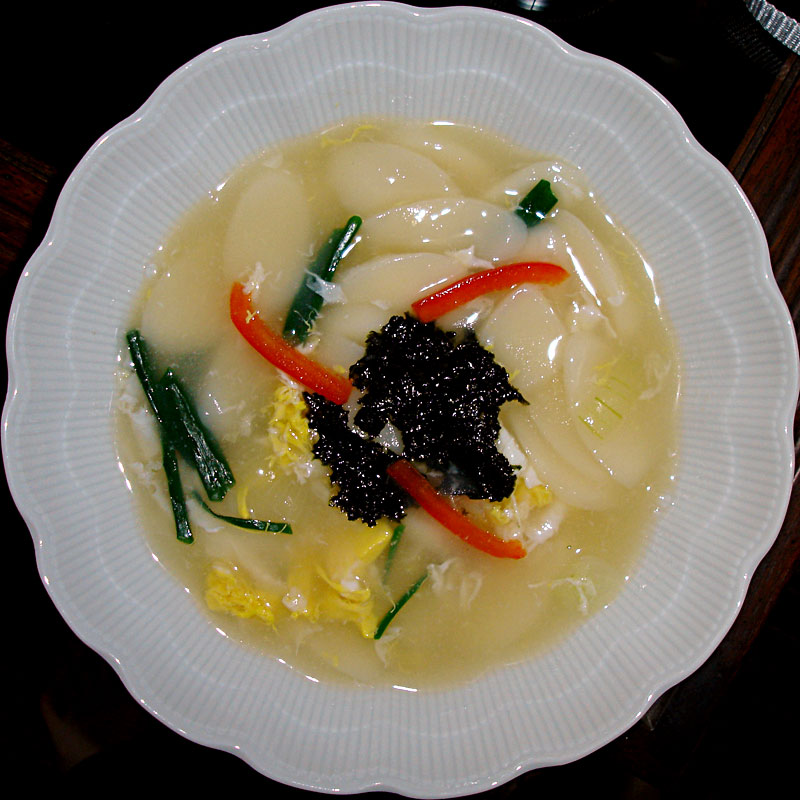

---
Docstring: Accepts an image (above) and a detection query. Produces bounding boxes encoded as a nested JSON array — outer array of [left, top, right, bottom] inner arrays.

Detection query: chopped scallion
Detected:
[[383, 524, 405, 580], [157, 370, 235, 502], [191, 491, 292, 533], [126, 329, 238, 543], [126, 330, 165, 422], [161, 431, 193, 544], [283, 215, 362, 345], [127, 330, 192, 543], [374, 572, 427, 640], [514, 179, 558, 228]]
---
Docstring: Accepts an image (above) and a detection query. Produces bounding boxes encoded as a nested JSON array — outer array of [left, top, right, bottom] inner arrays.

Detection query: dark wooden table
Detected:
[[3, 2, 799, 794]]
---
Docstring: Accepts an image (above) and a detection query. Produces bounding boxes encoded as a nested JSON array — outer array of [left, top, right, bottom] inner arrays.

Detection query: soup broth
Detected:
[[115, 117, 680, 688]]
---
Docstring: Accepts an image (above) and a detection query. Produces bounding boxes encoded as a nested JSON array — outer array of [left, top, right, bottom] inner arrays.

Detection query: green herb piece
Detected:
[[283, 215, 362, 345], [374, 572, 428, 640], [127, 330, 192, 543], [157, 369, 235, 502], [383, 524, 405, 580], [160, 422, 193, 544], [126, 330, 166, 422], [265, 521, 293, 534], [126, 329, 238, 542], [514, 179, 558, 228], [191, 491, 292, 533]]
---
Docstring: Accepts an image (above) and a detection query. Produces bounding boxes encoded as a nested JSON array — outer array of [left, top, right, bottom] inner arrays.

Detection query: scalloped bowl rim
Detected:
[[4, 3, 798, 796]]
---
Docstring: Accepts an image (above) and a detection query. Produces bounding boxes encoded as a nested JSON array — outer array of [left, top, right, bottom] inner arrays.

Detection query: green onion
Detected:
[[191, 491, 292, 533], [514, 179, 558, 228], [374, 572, 428, 640], [127, 330, 192, 543], [157, 369, 235, 502], [126, 330, 166, 422], [160, 417, 193, 543], [265, 521, 293, 534], [126, 329, 238, 542], [383, 524, 405, 580], [283, 215, 362, 345]]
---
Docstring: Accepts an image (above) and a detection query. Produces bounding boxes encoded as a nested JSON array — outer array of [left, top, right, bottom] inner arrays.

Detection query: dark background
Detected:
[[2, 1, 799, 796]]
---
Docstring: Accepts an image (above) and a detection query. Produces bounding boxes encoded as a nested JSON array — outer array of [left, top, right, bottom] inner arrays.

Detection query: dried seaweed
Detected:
[[303, 392, 409, 526], [350, 315, 525, 501], [303, 314, 526, 526]]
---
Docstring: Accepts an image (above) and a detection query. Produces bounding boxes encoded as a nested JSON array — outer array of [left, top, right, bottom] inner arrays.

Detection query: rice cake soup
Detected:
[[115, 118, 680, 688]]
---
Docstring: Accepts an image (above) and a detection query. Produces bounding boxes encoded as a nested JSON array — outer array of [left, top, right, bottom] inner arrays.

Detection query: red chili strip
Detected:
[[387, 459, 527, 559], [229, 282, 353, 405], [411, 261, 568, 322]]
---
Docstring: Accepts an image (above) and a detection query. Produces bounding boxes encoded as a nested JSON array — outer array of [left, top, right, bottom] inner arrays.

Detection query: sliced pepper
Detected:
[[410, 261, 568, 322], [229, 282, 353, 405], [387, 459, 527, 559]]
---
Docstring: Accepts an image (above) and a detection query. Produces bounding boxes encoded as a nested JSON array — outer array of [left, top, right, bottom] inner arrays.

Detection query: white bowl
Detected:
[[4, 3, 797, 795]]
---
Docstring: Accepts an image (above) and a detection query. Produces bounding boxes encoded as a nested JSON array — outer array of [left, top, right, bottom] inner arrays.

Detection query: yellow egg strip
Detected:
[[205, 565, 279, 626]]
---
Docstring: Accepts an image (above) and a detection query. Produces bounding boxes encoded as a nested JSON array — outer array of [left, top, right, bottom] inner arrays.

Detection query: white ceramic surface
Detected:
[[4, 3, 798, 796]]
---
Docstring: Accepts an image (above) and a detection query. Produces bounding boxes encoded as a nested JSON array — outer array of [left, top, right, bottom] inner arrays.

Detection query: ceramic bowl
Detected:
[[4, 3, 797, 795]]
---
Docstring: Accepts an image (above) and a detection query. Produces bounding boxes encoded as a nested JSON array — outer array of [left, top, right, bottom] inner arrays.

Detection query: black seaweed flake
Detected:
[[350, 314, 527, 502], [303, 392, 409, 527], [303, 315, 528, 526]]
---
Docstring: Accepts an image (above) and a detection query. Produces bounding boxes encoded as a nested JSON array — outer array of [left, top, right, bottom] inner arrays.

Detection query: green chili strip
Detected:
[[514, 179, 558, 228], [157, 369, 235, 502], [191, 491, 292, 533], [383, 524, 405, 580], [374, 572, 428, 640], [283, 215, 362, 344], [161, 432, 193, 544]]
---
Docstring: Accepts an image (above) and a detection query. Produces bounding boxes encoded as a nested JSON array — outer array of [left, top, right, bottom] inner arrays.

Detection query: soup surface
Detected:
[[115, 117, 680, 688]]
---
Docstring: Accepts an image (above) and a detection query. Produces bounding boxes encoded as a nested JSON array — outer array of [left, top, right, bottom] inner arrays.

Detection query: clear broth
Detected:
[[115, 117, 680, 689]]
